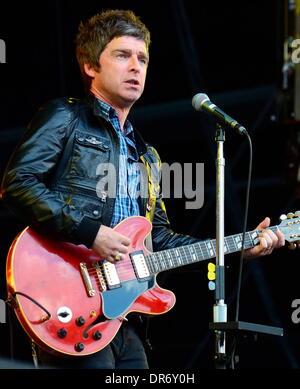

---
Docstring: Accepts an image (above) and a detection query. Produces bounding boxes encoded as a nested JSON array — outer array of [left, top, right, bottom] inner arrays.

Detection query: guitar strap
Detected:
[[139, 154, 159, 253], [137, 153, 159, 353]]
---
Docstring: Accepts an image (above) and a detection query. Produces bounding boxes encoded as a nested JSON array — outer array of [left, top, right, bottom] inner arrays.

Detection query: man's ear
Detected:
[[83, 63, 97, 78]]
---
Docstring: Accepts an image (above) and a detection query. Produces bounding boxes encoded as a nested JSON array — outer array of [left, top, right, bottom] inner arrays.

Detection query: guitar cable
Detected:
[[5, 291, 51, 367], [229, 131, 253, 369], [8, 291, 51, 319]]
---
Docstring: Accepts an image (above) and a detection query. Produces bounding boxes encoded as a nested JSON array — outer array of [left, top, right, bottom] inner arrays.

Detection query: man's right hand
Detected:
[[91, 225, 131, 263]]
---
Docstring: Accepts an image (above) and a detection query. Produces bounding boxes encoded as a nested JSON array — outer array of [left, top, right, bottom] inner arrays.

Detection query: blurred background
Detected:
[[0, 0, 299, 369]]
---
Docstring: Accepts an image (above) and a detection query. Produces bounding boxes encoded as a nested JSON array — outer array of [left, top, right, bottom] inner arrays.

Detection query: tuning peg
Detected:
[[288, 242, 297, 250], [287, 213, 295, 219], [295, 211, 300, 218], [280, 214, 287, 221]]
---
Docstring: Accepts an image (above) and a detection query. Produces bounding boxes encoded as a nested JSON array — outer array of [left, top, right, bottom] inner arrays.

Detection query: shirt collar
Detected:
[[95, 98, 133, 136]]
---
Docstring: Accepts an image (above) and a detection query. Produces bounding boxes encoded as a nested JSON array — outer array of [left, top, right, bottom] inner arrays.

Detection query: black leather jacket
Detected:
[[1, 96, 200, 251]]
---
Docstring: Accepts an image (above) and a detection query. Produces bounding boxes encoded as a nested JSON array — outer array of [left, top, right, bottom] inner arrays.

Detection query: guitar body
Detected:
[[6, 216, 175, 357], [7, 211, 297, 357]]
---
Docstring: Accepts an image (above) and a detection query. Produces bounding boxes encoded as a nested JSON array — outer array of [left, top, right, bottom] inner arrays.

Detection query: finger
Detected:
[[112, 230, 131, 246], [117, 244, 129, 254], [275, 230, 285, 247], [106, 255, 116, 264], [261, 229, 278, 248], [255, 217, 270, 231], [259, 233, 272, 250], [245, 244, 266, 258], [120, 235, 131, 246], [255, 242, 272, 256]]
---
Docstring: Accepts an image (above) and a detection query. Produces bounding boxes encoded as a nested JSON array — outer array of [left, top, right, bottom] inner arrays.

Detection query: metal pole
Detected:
[[213, 123, 227, 368]]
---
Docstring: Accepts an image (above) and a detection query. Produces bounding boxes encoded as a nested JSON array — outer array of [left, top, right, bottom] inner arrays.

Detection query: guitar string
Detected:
[[91, 232, 256, 276], [86, 226, 278, 284], [87, 237, 253, 283]]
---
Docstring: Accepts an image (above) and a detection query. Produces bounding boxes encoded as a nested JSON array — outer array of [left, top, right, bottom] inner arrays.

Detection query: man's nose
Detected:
[[128, 55, 141, 71]]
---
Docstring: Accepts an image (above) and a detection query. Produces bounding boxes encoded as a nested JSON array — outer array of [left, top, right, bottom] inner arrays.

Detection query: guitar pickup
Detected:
[[102, 261, 121, 289], [130, 251, 151, 281]]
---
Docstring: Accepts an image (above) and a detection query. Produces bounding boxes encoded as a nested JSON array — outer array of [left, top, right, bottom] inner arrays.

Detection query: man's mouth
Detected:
[[125, 79, 140, 86]]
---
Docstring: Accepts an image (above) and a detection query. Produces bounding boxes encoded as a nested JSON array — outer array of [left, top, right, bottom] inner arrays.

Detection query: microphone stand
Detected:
[[213, 123, 227, 369], [209, 123, 283, 369]]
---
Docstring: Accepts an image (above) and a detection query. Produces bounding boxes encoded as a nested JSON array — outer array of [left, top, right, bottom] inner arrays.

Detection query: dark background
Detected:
[[0, 0, 299, 369]]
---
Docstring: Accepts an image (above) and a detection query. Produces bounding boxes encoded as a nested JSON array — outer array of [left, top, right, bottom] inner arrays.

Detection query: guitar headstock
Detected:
[[278, 211, 300, 250]]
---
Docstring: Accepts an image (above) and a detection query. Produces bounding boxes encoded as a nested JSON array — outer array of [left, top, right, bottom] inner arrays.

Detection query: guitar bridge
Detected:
[[79, 263, 96, 297], [92, 262, 107, 292]]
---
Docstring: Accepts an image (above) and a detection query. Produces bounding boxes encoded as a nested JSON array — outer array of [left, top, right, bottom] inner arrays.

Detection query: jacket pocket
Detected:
[[72, 194, 104, 220], [68, 130, 111, 180]]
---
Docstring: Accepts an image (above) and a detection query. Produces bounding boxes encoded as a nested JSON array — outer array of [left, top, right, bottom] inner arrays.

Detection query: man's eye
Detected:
[[139, 58, 148, 65]]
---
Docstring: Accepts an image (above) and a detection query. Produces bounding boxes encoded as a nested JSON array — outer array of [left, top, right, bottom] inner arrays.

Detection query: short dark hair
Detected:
[[75, 9, 151, 91]]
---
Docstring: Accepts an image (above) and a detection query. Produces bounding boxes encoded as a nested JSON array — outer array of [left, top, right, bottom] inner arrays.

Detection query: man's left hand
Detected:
[[243, 217, 285, 259]]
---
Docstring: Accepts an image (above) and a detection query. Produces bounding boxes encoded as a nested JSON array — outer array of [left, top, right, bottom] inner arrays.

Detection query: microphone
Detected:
[[192, 93, 247, 135]]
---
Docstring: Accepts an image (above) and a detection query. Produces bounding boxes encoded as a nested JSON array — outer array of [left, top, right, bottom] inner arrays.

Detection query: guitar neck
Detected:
[[145, 226, 279, 274]]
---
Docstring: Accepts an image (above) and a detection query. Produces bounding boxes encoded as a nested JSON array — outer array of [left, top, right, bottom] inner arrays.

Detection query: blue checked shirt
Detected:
[[96, 99, 141, 227]]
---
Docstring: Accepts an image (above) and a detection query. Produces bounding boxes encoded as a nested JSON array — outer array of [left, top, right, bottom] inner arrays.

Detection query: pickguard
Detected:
[[101, 276, 155, 319]]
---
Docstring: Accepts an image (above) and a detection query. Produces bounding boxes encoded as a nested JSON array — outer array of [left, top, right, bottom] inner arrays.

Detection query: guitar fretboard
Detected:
[[145, 226, 279, 274]]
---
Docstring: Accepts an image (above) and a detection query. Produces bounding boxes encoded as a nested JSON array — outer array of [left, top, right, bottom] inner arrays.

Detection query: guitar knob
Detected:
[[287, 213, 295, 219], [93, 330, 102, 340], [74, 342, 85, 352], [280, 214, 287, 221], [75, 316, 85, 326], [57, 328, 67, 338]]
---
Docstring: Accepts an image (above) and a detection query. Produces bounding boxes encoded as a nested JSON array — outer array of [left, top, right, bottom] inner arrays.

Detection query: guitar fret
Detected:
[[165, 251, 174, 268], [199, 242, 209, 259], [206, 241, 215, 258], [144, 255, 153, 273], [178, 247, 186, 265], [176, 249, 183, 266], [174, 248, 181, 266], [152, 253, 159, 272], [228, 235, 237, 251], [197, 242, 204, 260], [159, 252, 166, 270], [188, 245, 197, 262], [164, 251, 173, 269], [145, 225, 280, 276], [250, 231, 259, 246], [234, 234, 242, 250], [169, 249, 176, 266]]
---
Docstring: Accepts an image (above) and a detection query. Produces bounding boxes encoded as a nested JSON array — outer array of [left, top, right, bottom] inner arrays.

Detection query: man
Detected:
[[1, 9, 284, 369]]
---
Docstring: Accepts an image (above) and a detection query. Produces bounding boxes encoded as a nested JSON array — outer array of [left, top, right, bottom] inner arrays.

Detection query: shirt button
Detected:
[[93, 210, 99, 216]]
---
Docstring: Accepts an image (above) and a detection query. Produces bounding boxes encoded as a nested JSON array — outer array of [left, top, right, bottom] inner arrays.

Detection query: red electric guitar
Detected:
[[6, 214, 300, 357]]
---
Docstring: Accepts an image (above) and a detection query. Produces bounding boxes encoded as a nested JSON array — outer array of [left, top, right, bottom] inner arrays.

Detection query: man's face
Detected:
[[88, 36, 149, 108]]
